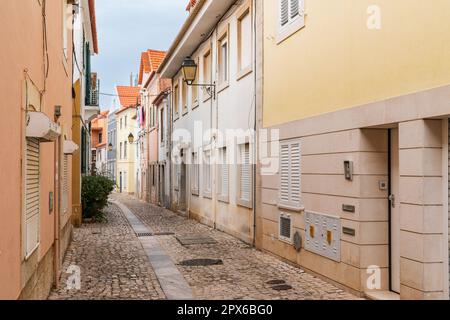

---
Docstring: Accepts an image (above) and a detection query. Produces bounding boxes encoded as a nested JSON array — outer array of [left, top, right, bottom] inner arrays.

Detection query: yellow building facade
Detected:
[[257, 0, 450, 300], [116, 107, 137, 195]]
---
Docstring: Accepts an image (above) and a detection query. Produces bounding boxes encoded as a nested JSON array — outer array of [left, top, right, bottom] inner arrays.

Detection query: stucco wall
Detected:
[[263, 0, 450, 127], [0, 0, 73, 299]]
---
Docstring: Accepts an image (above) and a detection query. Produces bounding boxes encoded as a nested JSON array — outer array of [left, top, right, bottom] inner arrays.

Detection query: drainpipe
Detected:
[[252, 1, 258, 247]]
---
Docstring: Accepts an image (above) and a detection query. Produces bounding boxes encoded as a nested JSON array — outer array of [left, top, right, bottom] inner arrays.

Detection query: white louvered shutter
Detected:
[[280, 0, 289, 27], [204, 152, 211, 193], [290, 0, 299, 19], [62, 155, 69, 215], [240, 144, 251, 202], [25, 138, 40, 257], [279, 140, 302, 209], [221, 149, 228, 197]]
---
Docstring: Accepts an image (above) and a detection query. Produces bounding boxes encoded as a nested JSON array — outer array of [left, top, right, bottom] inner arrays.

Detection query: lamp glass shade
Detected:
[[108, 143, 113, 152], [128, 133, 134, 144], [182, 57, 197, 85]]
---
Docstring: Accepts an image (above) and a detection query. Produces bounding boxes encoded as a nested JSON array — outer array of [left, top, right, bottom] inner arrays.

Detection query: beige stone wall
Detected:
[[259, 128, 390, 292], [398, 120, 446, 299]]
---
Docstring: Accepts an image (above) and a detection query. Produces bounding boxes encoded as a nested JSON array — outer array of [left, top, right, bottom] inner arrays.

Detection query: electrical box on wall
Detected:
[[305, 211, 341, 262]]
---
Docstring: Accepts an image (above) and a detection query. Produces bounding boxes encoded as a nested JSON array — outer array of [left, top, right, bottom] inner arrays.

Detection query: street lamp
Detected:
[[181, 56, 216, 99], [128, 133, 134, 144]]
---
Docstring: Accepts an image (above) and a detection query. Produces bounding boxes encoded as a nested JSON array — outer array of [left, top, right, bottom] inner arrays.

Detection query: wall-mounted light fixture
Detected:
[[108, 143, 113, 152], [128, 133, 135, 144], [181, 56, 216, 99]]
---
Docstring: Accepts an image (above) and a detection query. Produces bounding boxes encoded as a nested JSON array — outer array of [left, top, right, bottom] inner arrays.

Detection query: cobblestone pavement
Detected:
[[48, 203, 165, 300], [113, 193, 360, 300]]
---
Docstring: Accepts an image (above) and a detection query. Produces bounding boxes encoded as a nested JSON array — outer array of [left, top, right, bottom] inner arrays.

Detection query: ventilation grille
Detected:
[[279, 213, 292, 242]]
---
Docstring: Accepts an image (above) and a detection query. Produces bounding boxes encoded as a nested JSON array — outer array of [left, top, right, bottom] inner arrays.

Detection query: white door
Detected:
[[390, 129, 401, 293]]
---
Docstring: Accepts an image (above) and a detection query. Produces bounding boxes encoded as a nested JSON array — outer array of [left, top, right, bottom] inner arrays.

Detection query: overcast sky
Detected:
[[92, 0, 187, 110]]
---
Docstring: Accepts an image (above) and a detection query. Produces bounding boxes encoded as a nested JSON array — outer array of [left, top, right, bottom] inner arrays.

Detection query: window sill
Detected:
[[192, 190, 200, 197], [203, 94, 212, 103], [237, 198, 253, 209], [237, 67, 253, 81], [277, 203, 304, 213], [182, 108, 188, 116], [277, 18, 305, 45], [173, 114, 179, 122], [203, 192, 212, 200], [192, 101, 199, 110], [217, 195, 229, 203], [217, 81, 229, 94]]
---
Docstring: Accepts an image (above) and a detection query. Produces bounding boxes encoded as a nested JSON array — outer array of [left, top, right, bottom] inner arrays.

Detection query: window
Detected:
[[152, 165, 156, 187], [237, 143, 252, 208], [25, 138, 40, 258], [203, 150, 212, 198], [124, 141, 127, 159], [119, 142, 123, 159], [182, 80, 188, 115], [191, 152, 199, 196], [99, 133, 103, 144], [217, 147, 229, 202], [191, 58, 199, 107], [238, 4, 252, 77], [202, 50, 212, 100], [124, 171, 127, 190], [174, 164, 179, 191], [218, 30, 229, 87], [173, 83, 180, 120], [120, 118, 123, 130], [278, 0, 305, 43], [125, 116, 127, 128], [279, 139, 302, 210]]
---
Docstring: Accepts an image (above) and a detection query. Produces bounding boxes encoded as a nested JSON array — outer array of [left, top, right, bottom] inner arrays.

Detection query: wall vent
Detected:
[[279, 213, 292, 243]]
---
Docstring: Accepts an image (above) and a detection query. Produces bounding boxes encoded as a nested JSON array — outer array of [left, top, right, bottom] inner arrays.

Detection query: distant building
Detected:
[[107, 107, 118, 183], [91, 112, 109, 175]]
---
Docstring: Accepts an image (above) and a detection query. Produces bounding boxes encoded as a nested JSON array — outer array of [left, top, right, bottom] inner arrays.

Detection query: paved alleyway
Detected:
[[49, 193, 360, 300]]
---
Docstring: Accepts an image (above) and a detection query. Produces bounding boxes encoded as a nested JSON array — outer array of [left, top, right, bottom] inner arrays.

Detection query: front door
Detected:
[[390, 128, 401, 293], [179, 162, 186, 212]]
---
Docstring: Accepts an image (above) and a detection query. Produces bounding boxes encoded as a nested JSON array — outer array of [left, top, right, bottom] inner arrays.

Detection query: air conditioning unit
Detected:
[[279, 213, 293, 243], [26, 112, 61, 142]]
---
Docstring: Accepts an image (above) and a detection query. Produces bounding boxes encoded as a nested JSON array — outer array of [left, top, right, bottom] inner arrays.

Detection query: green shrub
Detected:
[[81, 175, 114, 222]]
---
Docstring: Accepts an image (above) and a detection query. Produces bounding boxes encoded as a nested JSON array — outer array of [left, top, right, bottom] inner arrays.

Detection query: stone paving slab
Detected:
[[176, 234, 218, 246], [113, 194, 362, 300]]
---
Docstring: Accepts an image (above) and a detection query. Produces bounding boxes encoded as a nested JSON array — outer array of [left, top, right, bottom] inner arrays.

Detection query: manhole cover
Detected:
[[176, 234, 217, 246], [266, 280, 286, 285], [272, 284, 293, 291], [179, 259, 223, 267], [136, 232, 153, 237]]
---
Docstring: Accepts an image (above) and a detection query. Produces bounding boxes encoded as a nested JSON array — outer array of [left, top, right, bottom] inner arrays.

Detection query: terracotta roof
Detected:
[[116, 86, 141, 108], [186, 0, 198, 11], [138, 49, 167, 85], [88, 0, 99, 54]]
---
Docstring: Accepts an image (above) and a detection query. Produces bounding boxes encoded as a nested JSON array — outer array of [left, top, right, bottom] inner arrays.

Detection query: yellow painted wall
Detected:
[[116, 108, 136, 194], [263, 0, 450, 127]]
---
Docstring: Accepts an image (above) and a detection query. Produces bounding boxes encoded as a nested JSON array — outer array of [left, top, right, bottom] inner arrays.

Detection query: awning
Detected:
[[64, 140, 79, 155], [26, 112, 61, 142]]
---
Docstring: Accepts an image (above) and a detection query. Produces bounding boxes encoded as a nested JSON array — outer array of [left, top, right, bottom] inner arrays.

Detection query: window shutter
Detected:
[[280, 0, 289, 27], [240, 144, 251, 201], [62, 155, 69, 214], [279, 140, 302, 209], [221, 149, 228, 197], [25, 138, 40, 257], [290, 0, 299, 19]]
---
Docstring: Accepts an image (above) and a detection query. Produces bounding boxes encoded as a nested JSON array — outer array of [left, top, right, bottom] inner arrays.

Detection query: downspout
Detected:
[[252, 0, 258, 247], [168, 91, 173, 210]]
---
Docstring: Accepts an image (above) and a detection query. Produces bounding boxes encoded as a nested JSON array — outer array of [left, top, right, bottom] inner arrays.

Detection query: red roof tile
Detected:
[[186, 0, 198, 11], [138, 49, 167, 85], [116, 86, 140, 108]]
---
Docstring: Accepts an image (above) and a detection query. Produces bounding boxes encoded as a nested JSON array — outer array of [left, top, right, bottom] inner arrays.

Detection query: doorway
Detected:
[[179, 161, 187, 212], [119, 172, 123, 193], [389, 128, 401, 293]]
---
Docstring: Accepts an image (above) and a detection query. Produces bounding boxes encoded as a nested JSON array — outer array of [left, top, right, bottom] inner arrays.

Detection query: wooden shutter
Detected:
[[25, 138, 40, 257], [240, 144, 251, 202], [279, 140, 302, 209], [280, 0, 289, 26]]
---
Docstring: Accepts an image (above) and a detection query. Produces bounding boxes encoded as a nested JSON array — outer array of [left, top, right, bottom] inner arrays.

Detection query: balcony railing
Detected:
[[86, 72, 100, 107]]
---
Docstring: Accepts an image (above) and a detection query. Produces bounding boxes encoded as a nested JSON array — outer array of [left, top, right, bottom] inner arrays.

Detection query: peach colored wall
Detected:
[[0, 1, 73, 299]]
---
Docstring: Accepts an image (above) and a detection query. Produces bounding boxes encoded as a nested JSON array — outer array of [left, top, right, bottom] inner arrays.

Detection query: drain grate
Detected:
[[266, 280, 286, 285], [154, 232, 175, 236], [272, 284, 293, 291], [179, 259, 223, 267], [136, 232, 153, 237]]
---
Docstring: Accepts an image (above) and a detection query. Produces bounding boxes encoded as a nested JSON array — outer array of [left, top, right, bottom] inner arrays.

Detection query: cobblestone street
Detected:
[[49, 194, 360, 300]]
